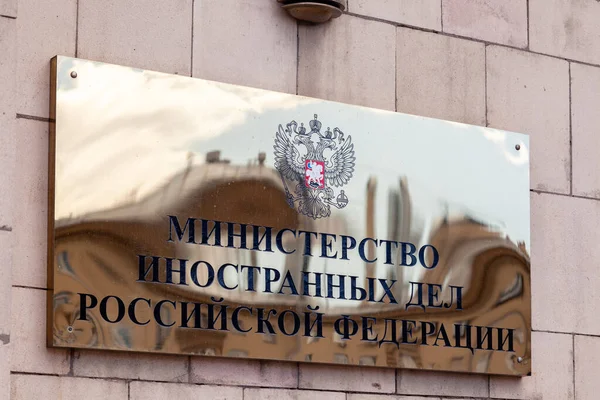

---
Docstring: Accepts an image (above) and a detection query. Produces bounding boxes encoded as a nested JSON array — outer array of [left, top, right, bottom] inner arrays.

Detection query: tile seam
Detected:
[[344, 11, 600, 69]]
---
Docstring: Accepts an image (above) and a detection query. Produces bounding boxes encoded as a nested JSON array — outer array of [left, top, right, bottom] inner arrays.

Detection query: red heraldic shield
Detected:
[[304, 159, 325, 189]]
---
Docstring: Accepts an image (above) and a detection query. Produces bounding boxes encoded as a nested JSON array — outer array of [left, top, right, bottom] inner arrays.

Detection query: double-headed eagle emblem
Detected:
[[273, 114, 356, 219]]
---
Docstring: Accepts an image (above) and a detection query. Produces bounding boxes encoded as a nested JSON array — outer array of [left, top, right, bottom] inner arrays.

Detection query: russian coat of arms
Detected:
[[273, 114, 356, 219]]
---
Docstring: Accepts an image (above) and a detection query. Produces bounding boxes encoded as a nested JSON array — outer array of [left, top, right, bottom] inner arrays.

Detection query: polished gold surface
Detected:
[[48, 56, 531, 376]]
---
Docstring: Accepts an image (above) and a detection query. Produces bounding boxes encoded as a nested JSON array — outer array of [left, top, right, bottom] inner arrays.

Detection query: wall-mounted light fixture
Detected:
[[277, 0, 346, 23]]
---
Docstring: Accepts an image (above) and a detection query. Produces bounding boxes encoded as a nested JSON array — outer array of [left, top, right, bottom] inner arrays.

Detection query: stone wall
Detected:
[[2, 0, 600, 399]]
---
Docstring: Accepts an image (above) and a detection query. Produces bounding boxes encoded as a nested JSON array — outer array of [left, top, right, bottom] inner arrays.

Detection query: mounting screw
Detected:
[[67, 326, 74, 333], [70, 71, 77, 78], [517, 356, 523, 363], [515, 144, 521, 151]]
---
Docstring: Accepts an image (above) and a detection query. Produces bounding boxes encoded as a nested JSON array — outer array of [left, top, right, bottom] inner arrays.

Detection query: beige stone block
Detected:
[[487, 46, 570, 193], [191, 358, 297, 388], [0, 17, 16, 228], [11, 374, 128, 400], [73, 350, 188, 382], [571, 63, 600, 198], [0, 124, 15, 229], [0, 9, 13, 348], [193, 0, 296, 94], [0, 343, 9, 400], [298, 15, 396, 111], [531, 192, 600, 334], [349, 395, 438, 400], [442, 0, 527, 47], [299, 364, 395, 393], [11, 287, 70, 374], [490, 331, 573, 400], [530, 0, 600, 65], [349, 0, 441, 31], [12, 119, 48, 288], [396, 27, 485, 125], [0, 0, 17, 18], [130, 381, 243, 400], [16, 0, 76, 117], [0, 231, 13, 336], [78, 0, 192, 75], [575, 335, 600, 400], [244, 388, 346, 400], [0, 16, 15, 122], [397, 370, 487, 398]]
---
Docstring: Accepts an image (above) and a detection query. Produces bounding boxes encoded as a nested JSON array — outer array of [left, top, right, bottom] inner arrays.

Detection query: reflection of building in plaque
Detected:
[[48, 56, 530, 376], [52, 150, 530, 375]]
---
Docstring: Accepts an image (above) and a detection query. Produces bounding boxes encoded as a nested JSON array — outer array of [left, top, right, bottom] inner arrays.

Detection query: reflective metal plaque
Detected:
[[48, 56, 531, 376]]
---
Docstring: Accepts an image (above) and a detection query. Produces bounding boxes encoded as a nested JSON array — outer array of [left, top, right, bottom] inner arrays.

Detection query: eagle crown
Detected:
[[285, 115, 346, 160]]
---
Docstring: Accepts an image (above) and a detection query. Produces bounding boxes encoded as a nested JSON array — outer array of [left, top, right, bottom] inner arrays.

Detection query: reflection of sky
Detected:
[[197, 102, 530, 292], [55, 56, 530, 310], [55, 57, 311, 220], [200, 104, 530, 249]]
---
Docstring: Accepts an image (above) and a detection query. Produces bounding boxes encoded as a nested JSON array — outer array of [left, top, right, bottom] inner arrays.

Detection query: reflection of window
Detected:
[[496, 274, 524, 305], [333, 354, 348, 364], [116, 327, 132, 348], [227, 350, 248, 357], [306, 336, 319, 344], [455, 322, 468, 337], [333, 332, 347, 348], [263, 334, 276, 344], [57, 251, 73, 272], [359, 356, 376, 366], [203, 348, 216, 356]]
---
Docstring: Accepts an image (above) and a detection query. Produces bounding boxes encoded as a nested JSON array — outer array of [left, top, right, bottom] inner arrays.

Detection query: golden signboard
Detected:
[[48, 56, 531, 376]]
